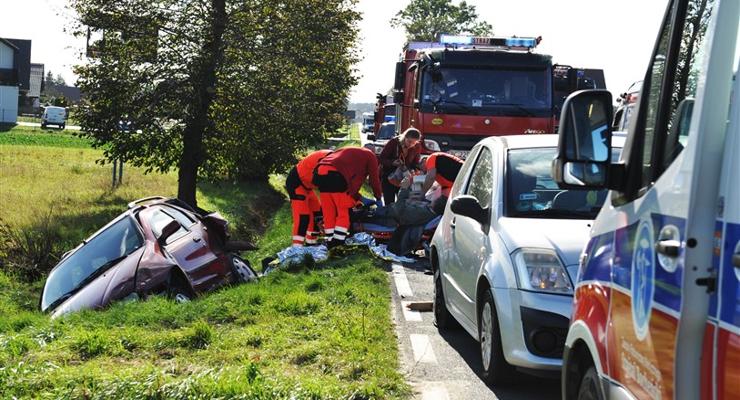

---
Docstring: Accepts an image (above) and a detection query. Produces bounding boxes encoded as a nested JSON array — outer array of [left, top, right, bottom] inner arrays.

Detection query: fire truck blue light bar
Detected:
[[505, 37, 538, 48], [439, 35, 474, 45]]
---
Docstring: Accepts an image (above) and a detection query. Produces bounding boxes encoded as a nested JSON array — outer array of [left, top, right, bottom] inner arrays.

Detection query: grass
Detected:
[[0, 124, 90, 147], [0, 132, 408, 398], [337, 123, 362, 148]]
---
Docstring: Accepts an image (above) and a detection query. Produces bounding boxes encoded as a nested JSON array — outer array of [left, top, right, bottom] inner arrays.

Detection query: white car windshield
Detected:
[[41, 216, 143, 312], [505, 147, 619, 219], [377, 124, 396, 140]]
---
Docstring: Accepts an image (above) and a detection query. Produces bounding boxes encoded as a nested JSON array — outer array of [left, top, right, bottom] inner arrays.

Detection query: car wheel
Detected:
[[60, 124, 65, 130], [167, 272, 193, 303], [577, 366, 603, 400], [230, 254, 257, 284], [41, 123, 46, 128], [479, 289, 514, 386], [433, 269, 457, 330]]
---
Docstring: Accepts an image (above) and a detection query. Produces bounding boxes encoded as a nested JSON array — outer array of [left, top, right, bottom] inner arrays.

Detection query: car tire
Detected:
[[230, 254, 257, 284], [41, 123, 46, 128], [577, 366, 603, 400], [167, 272, 194, 303], [60, 124, 65, 130], [479, 289, 514, 386], [433, 269, 457, 330]]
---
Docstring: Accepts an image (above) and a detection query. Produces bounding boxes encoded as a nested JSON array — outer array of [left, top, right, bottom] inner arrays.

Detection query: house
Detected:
[[29, 63, 44, 111], [0, 38, 20, 123]]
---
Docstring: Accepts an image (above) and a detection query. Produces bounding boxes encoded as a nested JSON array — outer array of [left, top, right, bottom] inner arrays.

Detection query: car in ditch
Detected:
[[429, 134, 623, 385], [41, 196, 257, 318]]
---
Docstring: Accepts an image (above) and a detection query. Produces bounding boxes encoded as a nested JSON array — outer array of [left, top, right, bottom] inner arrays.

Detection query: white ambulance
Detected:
[[551, 0, 739, 399]]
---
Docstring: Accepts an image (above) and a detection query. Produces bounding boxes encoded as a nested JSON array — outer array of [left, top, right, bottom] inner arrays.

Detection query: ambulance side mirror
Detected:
[[552, 90, 614, 190]]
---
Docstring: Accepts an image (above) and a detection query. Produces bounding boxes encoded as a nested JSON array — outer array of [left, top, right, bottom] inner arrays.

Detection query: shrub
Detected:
[[0, 211, 65, 282], [182, 320, 213, 350]]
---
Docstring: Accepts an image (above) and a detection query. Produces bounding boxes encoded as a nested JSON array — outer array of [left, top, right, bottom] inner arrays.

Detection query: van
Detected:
[[551, 0, 739, 399], [42, 106, 66, 129]]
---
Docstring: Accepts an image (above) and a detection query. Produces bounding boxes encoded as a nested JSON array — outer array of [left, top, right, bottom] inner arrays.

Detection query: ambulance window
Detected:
[[636, 0, 716, 192], [660, 0, 716, 169]]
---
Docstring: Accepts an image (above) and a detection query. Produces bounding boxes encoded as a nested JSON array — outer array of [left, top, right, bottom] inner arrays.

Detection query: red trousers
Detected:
[[314, 165, 354, 242], [290, 188, 321, 245]]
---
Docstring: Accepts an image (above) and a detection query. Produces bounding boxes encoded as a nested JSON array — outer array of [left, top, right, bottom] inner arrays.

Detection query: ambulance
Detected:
[[550, 0, 739, 399]]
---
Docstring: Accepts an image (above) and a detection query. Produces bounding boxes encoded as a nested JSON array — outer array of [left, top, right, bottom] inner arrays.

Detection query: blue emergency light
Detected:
[[438, 34, 539, 49], [439, 34, 474, 46], [505, 37, 538, 48]]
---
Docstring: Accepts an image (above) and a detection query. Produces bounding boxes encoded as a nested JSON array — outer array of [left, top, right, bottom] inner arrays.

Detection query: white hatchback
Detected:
[[430, 134, 623, 386]]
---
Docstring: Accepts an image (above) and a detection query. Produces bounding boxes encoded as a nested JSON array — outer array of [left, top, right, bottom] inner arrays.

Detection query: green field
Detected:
[[0, 124, 407, 399]]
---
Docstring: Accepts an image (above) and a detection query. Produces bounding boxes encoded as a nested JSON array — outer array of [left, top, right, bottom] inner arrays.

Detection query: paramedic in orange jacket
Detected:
[[312, 147, 382, 247], [421, 152, 464, 197], [285, 149, 332, 246]]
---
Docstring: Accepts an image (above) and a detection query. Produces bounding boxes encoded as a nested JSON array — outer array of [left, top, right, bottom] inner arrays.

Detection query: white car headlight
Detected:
[[512, 249, 573, 294], [424, 139, 441, 152]]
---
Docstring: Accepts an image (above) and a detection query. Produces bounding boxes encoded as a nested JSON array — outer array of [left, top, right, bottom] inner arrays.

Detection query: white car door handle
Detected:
[[450, 219, 456, 229]]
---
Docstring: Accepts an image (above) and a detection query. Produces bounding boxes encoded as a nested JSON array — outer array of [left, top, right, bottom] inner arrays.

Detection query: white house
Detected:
[[0, 38, 19, 123]]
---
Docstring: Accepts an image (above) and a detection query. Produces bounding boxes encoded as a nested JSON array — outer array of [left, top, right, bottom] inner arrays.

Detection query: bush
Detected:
[[182, 320, 214, 350], [0, 211, 65, 282]]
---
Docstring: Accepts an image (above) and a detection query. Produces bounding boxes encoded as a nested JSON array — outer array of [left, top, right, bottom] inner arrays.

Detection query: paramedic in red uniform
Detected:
[[313, 147, 382, 247], [421, 152, 463, 197], [285, 149, 331, 246], [378, 127, 422, 205]]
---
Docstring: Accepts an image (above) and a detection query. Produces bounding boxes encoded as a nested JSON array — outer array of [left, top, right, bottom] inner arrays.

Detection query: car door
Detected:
[[438, 145, 480, 321], [450, 145, 495, 322], [148, 206, 221, 291], [597, 1, 737, 398]]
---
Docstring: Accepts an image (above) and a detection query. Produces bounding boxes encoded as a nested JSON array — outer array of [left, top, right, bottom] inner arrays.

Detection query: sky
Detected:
[[2, 0, 668, 101]]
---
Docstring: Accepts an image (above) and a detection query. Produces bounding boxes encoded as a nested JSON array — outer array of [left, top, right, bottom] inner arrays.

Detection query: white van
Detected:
[[551, 0, 739, 399], [42, 106, 66, 129]]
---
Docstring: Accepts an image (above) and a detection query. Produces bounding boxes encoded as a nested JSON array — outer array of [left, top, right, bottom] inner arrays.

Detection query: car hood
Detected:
[[49, 249, 142, 318], [498, 217, 592, 268]]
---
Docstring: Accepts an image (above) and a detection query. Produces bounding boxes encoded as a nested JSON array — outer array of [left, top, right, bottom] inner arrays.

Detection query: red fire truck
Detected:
[[391, 35, 604, 157]]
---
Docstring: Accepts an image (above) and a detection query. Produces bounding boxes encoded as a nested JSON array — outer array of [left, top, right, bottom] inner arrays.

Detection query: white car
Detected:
[[430, 134, 623, 385], [42, 106, 67, 129]]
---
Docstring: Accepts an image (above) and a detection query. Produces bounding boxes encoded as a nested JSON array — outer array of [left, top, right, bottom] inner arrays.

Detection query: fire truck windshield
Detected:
[[420, 67, 552, 117]]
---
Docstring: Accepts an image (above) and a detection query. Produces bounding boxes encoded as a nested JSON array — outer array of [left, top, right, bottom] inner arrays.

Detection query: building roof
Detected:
[[0, 38, 31, 92], [0, 38, 19, 51]]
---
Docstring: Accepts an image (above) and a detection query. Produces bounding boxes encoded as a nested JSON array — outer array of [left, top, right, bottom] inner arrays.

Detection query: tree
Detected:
[[391, 0, 492, 42], [69, 0, 359, 207]]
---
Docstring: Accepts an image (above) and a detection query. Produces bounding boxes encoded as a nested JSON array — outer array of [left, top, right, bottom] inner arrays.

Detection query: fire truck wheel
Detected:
[[478, 289, 514, 386], [577, 366, 603, 400]]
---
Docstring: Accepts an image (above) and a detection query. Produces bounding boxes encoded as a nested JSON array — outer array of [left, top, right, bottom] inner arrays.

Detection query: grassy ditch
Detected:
[[0, 134, 408, 399]]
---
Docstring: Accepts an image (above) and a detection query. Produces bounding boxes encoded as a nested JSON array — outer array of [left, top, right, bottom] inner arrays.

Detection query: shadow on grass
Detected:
[[0, 123, 18, 133]]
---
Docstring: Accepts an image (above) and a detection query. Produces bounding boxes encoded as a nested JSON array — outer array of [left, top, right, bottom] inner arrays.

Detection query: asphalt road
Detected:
[[389, 258, 561, 400]]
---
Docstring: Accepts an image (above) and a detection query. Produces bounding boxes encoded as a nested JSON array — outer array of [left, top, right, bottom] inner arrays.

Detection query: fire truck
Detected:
[[391, 35, 605, 158], [371, 93, 396, 135]]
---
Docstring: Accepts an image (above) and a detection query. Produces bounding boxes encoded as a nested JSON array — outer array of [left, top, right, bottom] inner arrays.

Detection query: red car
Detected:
[[41, 197, 257, 318]]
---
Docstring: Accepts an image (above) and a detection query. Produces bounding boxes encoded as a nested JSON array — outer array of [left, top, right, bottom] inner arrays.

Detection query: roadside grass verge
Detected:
[[0, 254, 407, 399], [0, 139, 408, 398]]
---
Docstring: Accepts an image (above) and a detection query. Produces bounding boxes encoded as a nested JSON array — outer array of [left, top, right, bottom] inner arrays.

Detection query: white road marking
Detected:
[[392, 263, 413, 298], [419, 382, 450, 400], [401, 301, 423, 321], [410, 334, 437, 364]]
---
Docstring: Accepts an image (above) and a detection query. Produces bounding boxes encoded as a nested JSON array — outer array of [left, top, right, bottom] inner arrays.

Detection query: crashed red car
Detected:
[[41, 196, 257, 318]]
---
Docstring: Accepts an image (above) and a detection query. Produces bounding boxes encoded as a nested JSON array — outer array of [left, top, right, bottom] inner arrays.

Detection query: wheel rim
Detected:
[[233, 257, 253, 281], [481, 302, 493, 371], [174, 293, 190, 303]]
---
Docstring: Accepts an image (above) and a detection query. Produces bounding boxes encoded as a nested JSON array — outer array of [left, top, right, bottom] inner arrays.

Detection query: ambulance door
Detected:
[[713, 42, 740, 400], [600, 0, 736, 399]]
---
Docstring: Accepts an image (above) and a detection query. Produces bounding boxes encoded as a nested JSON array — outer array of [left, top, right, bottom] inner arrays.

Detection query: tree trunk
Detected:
[[178, 0, 227, 208]]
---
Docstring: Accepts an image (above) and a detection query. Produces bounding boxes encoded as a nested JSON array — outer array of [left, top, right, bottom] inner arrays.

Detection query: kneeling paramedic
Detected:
[[286, 149, 331, 246], [421, 152, 463, 197], [313, 146, 382, 248]]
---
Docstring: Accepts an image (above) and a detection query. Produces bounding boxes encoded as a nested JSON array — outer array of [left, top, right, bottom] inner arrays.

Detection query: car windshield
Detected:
[[41, 216, 144, 311], [377, 124, 396, 140], [421, 67, 552, 116], [505, 147, 619, 219]]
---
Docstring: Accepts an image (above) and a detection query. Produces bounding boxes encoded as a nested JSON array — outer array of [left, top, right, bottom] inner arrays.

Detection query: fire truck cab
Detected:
[[392, 35, 605, 158], [551, 0, 739, 398]]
